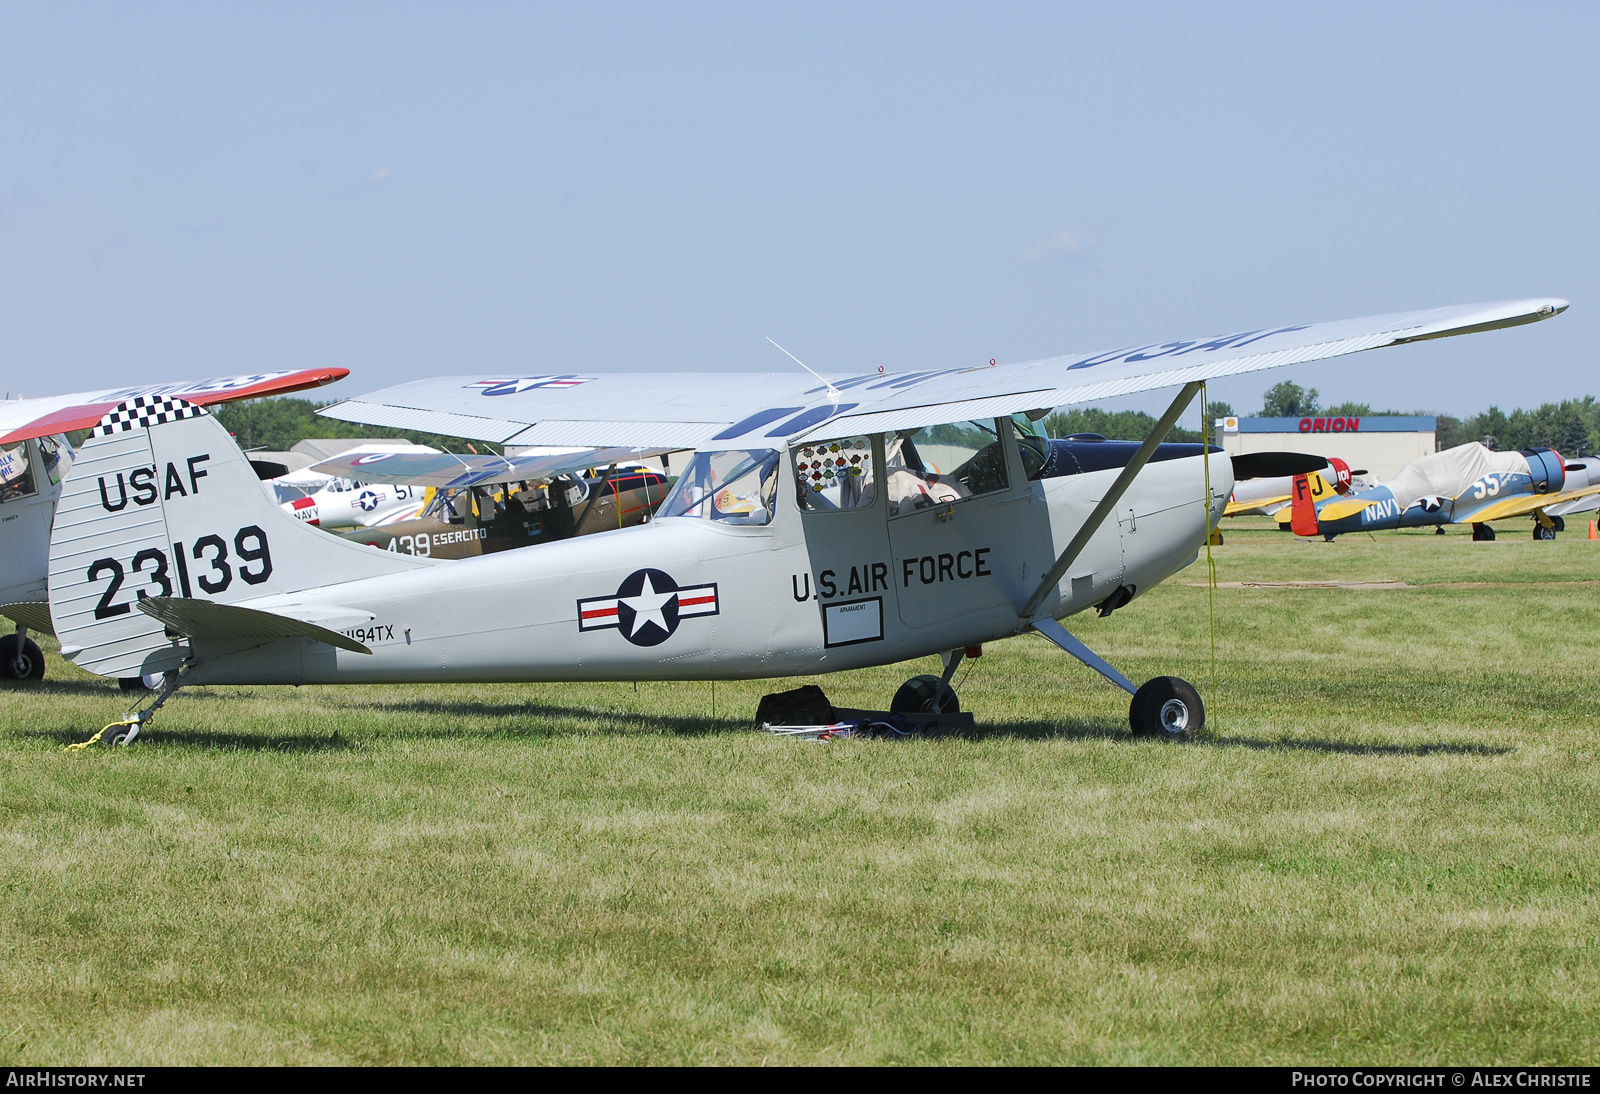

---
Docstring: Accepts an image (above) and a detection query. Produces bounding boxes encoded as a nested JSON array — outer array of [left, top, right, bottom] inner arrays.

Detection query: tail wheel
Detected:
[[1130, 676, 1204, 739], [890, 674, 960, 714], [0, 634, 45, 682]]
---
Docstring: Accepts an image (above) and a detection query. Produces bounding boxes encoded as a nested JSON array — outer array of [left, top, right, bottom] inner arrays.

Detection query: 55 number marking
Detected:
[[86, 525, 273, 619]]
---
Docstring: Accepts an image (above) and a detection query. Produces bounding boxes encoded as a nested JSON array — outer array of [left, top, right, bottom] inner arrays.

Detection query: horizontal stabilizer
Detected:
[[0, 601, 54, 635], [1231, 452, 1330, 480], [1315, 497, 1381, 522], [136, 597, 373, 654]]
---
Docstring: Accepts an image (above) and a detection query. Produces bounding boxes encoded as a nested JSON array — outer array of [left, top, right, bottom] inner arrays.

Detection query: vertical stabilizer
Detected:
[[1289, 473, 1320, 537], [48, 397, 432, 679]]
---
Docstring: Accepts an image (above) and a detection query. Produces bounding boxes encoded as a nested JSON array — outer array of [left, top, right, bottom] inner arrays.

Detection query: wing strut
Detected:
[[1018, 380, 1204, 620], [1030, 618, 1137, 694]]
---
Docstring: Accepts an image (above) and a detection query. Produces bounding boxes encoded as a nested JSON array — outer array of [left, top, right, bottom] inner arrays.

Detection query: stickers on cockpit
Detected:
[[795, 439, 868, 497], [577, 568, 719, 647]]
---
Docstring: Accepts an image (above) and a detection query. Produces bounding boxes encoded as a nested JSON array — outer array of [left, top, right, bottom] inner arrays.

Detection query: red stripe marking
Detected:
[[580, 606, 618, 620], [678, 595, 716, 607]]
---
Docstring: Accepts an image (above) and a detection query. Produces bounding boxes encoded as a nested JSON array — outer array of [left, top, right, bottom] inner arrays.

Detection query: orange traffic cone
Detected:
[[1590, 520, 1598, 540]]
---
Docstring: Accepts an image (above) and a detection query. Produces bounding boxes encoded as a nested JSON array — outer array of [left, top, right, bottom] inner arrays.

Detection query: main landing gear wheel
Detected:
[[1129, 676, 1204, 739], [1533, 524, 1557, 541], [1472, 523, 1496, 542], [1, 634, 45, 682], [891, 674, 960, 714]]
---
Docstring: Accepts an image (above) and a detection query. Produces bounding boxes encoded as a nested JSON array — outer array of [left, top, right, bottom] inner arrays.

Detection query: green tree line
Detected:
[[1044, 382, 1598, 456]]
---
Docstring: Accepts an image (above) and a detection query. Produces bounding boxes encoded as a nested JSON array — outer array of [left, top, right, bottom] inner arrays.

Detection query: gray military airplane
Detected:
[[43, 299, 1566, 745]]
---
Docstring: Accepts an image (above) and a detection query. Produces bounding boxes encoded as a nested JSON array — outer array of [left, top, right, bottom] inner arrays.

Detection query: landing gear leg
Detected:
[[68, 668, 187, 750], [1, 626, 44, 682], [891, 649, 963, 715], [1030, 617, 1204, 739]]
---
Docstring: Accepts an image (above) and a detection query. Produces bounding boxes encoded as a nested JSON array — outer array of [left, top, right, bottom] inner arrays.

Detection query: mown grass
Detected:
[[1, 517, 1597, 1065]]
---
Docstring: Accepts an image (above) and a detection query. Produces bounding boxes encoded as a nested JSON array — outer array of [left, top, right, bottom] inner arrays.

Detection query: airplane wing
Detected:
[[0, 368, 349, 445], [320, 299, 1566, 448], [1224, 495, 1289, 517], [307, 446, 674, 489], [1453, 483, 1600, 524]]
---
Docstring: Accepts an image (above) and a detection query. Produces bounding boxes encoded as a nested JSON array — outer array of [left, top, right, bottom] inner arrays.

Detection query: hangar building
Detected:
[[1214, 415, 1438, 482]]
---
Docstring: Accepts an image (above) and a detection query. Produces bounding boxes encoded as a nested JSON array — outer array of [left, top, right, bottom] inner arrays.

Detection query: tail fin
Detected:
[[1289, 473, 1320, 537], [47, 397, 431, 679]]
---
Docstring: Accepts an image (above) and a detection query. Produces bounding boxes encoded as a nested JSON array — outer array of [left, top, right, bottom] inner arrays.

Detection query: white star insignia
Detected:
[[621, 573, 678, 639]]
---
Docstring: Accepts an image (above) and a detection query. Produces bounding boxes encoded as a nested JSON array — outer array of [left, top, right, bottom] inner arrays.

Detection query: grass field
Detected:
[[3, 517, 1598, 1065]]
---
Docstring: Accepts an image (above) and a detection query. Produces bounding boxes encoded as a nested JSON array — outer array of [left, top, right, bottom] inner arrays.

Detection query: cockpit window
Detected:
[[884, 419, 1009, 517], [657, 449, 781, 526], [37, 434, 73, 487], [793, 436, 876, 511], [0, 442, 36, 504]]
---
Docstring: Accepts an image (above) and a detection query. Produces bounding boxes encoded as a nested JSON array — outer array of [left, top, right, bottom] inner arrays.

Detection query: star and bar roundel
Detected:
[[577, 568, 719, 647]]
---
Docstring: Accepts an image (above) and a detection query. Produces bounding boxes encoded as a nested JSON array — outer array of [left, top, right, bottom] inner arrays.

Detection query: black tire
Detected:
[[1551, 516, 1566, 533], [890, 674, 960, 714], [1533, 523, 1556, 541], [1472, 523, 1496, 542], [0, 634, 45, 682], [1129, 676, 1204, 739]]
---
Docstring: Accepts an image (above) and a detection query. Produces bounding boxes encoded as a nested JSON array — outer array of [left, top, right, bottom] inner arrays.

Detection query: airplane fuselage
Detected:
[[175, 446, 1229, 686]]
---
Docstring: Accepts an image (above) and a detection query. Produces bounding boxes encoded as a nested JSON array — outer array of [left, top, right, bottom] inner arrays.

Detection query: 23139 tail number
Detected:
[[86, 525, 273, 619]]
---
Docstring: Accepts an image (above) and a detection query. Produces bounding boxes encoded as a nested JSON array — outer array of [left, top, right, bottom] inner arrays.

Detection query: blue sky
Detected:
[[1, 2, 1593, 420]]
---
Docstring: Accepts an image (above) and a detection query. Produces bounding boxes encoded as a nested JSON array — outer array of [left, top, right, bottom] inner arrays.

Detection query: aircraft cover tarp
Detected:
[[1382, 442, 1528, 508]]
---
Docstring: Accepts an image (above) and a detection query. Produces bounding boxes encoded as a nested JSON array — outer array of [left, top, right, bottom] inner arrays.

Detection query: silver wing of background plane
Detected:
[[308, 446, 675, 489], [318, 299, 1566, 448]]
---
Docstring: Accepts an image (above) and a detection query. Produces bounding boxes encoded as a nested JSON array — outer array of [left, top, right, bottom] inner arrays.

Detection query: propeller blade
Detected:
[[1230, 451, 1331, 480]]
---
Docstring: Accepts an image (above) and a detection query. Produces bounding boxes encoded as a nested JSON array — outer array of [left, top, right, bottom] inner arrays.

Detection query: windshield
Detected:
[[657, 449, 781, 525], [270, 482, 310, 504], [0, 442, 35, 504], [37, 434, 73, 487]]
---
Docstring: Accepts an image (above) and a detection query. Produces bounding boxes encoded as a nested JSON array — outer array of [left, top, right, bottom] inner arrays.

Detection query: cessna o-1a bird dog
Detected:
[[44, 299, 1565, 744], [0, 368, 348, 681]]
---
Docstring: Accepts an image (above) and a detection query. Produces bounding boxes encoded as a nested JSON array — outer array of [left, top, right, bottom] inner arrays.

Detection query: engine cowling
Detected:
[[1520, 448, 1566, 494]]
